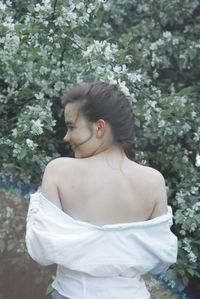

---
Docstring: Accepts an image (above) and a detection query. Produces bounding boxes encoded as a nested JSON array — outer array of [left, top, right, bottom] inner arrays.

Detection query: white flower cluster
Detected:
[[182, 238, 191, 252], [2, 14, 15, 30], [195, 153, 200, 167], [150, 39, 165, 51], [192, 201, 200, 211], [35, 92, 44, 100], [163, 31, 172, 39], [26, 138, 38, 150], [53, 1, 101, 29], [190, 186, 199, 194], [1, 34, 20, 55], [187, 251, 197, 263], [55, 7, 78, 28], [185, 208, 195, 218], [151, 52, 163, 67], [167, 280, 176, 289], [158, 119, 166, 128], [30, 119, 44, 135], [144, 108, 152, 123], [127, 72, 142, 83], [0, 1, 7, 10], [175, 189, 190, 204], [13, 144, 22, 157], [193, 127, 200, 142], [117, 80, 130, 97], [113, 65, 127, 74], [11, 128, 18, 138], [35, 0, 52, 13], [83, 40, 118, 61]]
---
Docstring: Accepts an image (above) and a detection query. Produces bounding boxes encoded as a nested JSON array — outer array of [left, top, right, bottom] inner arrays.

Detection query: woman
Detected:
[[25, 81, 177, 299]]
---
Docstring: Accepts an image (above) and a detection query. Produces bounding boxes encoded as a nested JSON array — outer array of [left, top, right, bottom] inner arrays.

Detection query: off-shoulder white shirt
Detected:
[[25, 191, 178, 299]]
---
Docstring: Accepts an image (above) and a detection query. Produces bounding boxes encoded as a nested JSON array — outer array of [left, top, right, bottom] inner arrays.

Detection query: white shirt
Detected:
[[25, 191, 178, 299]]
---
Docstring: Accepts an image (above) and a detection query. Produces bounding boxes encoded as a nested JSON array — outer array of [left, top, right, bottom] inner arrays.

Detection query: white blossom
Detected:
[[185, 208, 195, 218], [150, 39, 165, 51], [192, 202, 200, 211], [168, 280, 176, 288], [163, 31, 172, 39], [182, 123, 191, 132], [117, 80, 130, 96], [11, 128, 18, 138], [183, 238, 191, 253], [26, 138, 38, 150], [195, 153, 200, 167], [180, 229, 186, 235], [190, 186, 199, 195], [113, 65, 126, 74], [144, 109, 152, 122], [4, 34, 20, 54], [191, 111, 197, 119], [12, 143, 21, 157], [31, 119, 44, 135], [3, 16, 15, 30], [172, 38, 179, 45], [127, 73, 142, 83], [35, 92, 44, 100], [175, 190, 186, 204], [54, 81, 65, 91], [158, 120, 166, 127], [0, 1, 7, 10], [40, 66, 49, 75], [188, 251, 197, 263]]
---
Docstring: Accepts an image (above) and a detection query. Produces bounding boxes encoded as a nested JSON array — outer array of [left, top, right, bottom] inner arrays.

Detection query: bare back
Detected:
[[56, 156, 168, 226]]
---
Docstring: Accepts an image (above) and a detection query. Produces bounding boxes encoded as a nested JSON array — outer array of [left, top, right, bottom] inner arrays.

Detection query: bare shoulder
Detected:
[[134, 163, 168, 218], [131, 161, 165, 182], [46, 157, 74, 168], [46, 157, 84, 177]]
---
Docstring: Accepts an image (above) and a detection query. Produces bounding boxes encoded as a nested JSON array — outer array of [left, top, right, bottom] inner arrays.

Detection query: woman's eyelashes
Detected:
[[66, 125, 74, 130]]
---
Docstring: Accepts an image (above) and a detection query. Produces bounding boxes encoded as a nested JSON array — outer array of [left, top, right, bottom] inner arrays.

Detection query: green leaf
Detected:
[[15, 24, 26, 31], [116, 49, 127, 56], [19, 148, 27, 160], [27, 4, 35, 13], [188, 48, 197, 60], [135, 119, 141, 128], [46, 284, 54, 295], [187, 269, 194, 276], [121, 34, 132, 47], [0, 24, 6, 33], [177, 87, 195, 97], [30, 48, 41, 59], [28, 25, 41, 34], [95, 9, 105, 26]]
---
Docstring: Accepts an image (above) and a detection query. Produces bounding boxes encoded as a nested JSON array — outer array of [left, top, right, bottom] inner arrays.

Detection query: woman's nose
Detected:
[[63, 131, 70, 142]]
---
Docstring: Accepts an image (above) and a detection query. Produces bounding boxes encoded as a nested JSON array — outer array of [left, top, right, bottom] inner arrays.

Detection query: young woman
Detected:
[[25, 81, 177, 299]]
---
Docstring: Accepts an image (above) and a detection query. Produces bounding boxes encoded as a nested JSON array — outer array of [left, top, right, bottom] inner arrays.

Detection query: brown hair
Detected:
[[63, 81, 135, 160]]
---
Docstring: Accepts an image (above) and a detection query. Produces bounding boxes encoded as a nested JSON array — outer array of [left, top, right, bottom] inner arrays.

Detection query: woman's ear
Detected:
[[96, 119, 106, 137]]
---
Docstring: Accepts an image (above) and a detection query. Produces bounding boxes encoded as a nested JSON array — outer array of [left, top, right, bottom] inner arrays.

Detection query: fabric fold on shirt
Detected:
[[25, 191, 178, 299]]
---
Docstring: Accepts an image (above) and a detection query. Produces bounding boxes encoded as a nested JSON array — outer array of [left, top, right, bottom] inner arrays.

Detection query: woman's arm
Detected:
[[40, 159, 63, 210], [149, 171, 168, 219]]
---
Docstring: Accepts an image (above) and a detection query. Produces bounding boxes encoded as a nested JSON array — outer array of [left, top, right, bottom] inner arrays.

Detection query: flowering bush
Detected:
[[0, 0, 200, 297]]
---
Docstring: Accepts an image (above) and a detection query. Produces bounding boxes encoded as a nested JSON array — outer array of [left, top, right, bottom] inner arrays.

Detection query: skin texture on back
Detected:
[[41, 156, 168, 226]]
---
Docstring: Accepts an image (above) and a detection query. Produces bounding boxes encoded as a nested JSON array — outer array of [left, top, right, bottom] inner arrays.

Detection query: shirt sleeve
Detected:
[[25, 194, 58, 266], [149, 209, 178, 275]]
